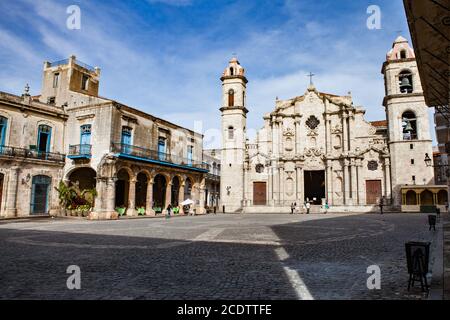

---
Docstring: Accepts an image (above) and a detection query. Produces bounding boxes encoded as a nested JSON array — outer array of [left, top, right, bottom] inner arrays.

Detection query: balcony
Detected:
[[0, 146, 65, 163], [68, 144, 92, 159], [111, 143, 210, 173]]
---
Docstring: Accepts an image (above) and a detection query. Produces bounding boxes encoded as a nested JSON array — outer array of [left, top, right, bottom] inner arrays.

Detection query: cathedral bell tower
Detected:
[[382, 36, 434, 207], [220, 57, 248, 212]]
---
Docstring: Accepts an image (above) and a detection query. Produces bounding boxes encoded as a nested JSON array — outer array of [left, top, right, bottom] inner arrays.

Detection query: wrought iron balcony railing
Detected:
[[111, 143, 210, 172], [68, 144, 92, 159], [0, 145, 66, 163]]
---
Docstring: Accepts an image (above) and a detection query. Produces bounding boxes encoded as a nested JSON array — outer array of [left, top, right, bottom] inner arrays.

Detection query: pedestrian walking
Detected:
[[166, 204, 172, 219], [306, 201, 311, 215], [290, 203, 295, 214]]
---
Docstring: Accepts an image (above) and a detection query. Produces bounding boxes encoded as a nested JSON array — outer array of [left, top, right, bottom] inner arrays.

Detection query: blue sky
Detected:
[[0, 0, 436, 147]]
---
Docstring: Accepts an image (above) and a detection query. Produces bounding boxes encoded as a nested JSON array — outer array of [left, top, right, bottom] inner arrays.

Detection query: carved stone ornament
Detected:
[[331, 124, 343, 134], [306, 115, 320, 130], [283, 127, 295, 137], [304, 147, 324, 157]]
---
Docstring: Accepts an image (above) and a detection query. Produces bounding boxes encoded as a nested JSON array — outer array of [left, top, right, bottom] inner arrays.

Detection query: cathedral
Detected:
[[219, 36, 444, 213]]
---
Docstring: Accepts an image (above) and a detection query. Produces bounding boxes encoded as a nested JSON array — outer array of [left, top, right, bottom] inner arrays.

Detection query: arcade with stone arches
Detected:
[[76, 160, 207, 218]]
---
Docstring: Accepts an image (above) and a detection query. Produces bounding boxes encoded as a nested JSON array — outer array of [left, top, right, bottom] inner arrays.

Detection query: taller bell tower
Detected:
[[382, 36, 434, 206], [220, 57, 248, 212]]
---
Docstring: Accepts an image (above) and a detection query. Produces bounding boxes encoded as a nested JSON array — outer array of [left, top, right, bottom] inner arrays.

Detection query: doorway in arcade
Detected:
[[304, 170, 325, 205]]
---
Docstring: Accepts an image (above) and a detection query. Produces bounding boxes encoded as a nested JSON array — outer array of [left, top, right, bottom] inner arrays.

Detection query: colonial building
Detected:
[[203, 149, 221, 211], [0, 88, 66, 217], [220, 37, 444, 213], [0, 55, 210, 219]]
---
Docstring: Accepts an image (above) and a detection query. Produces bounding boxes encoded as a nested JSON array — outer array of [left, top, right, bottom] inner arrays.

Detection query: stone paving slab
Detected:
[[0, 213, 440, 300]]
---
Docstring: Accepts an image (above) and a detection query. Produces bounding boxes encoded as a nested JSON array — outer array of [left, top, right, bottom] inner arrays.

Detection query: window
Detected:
[[187, 145, 193, 166], [228, 126, 234, 140], [410, 144, 414, 150], [37, 125, 52, 153], [230, 67, 234, 76], [158, 137, 166, 161], [228, 89, 235, 107], [81, 74, 89, 91], [306, 115, 320, 130], [53, 73, 60, 88], [47, 97, 56, 105], [400, 50, 407, 59], [412, 176, 416, 183], [399, 70, 413, 93], [368, 161, 378, 171], [0, 116, 7, 147], [411, 159, 415, 165], [121, 126, 132, 154], [80, 125, 92, 154], [255, 164, 265, 173], [402, 111, 417, 140]]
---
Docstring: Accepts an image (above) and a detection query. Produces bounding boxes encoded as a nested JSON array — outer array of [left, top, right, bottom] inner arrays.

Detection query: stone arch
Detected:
[[171, 175, 181, 206], [67, 167, 97, 191], [135, 172, 149, 208], [115, 168, 130, 208], [420, 190, 434, 206], [153, 174, 167, 212], [405, 190, 417, 205]]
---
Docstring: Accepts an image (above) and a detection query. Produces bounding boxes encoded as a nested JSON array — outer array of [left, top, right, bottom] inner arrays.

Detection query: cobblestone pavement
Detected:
[[0, 213, 440, 300]]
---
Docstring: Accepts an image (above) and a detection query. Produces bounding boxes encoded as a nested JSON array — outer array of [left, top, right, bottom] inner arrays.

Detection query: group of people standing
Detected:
[[290, 201, 329, 214]]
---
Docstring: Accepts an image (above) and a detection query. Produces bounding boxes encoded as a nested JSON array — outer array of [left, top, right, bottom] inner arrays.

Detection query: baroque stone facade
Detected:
[[220, 37, 437, 213]]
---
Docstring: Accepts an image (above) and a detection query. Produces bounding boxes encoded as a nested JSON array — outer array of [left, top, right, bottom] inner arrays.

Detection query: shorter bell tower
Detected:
[[219, 57, 248, 212]]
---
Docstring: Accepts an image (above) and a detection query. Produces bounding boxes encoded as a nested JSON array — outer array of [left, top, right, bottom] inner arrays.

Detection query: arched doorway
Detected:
[[405, 190, 417, 205], [153, 174, 167, 213], [68, 167, 96, 191], [420, 190, 434, 206], [115, 169, 130, 208], [184, 178, 193, 200], [437, 190, 448, 205], [171, 176, 180, 206], [136, 172, 148, 208], [31, 175, 52, 215], [0, 173, 4, 211]]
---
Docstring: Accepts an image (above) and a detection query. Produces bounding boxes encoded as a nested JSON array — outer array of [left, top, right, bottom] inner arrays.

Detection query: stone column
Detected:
[[278, 118, 284, 155], [199, 182, 206, 214], [351, 159, 357, 203], [146, 181, 155, 216], [295, 163, 303, 203], [342, 114, 348, 153], [384, 158, 392, 201], [294, 116, 301, 154], [343, 159, 349, 205], [348, 112, 354, 151], [5, 166, 19, 217], [165, 182, 172, 213], [356, 159, 363, 205], [325, 115, 331, 154], [271, 119, 276, 156], [279, 163, 285, 206], [179, 182, 185, 214], [93, 178, 105, 213], [326, 160, 333, 205], [127, 178, 137, 216], [106, 178, 117, 218], [268, 165, 273, 206]]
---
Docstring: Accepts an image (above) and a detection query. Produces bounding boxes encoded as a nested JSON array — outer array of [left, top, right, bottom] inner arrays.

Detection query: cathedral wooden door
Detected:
[[253, 182, 267, 206], [366, 180, 382, 205]]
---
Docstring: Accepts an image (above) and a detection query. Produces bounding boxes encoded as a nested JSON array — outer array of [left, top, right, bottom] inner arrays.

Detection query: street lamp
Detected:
[[424, 153, 432, 167]]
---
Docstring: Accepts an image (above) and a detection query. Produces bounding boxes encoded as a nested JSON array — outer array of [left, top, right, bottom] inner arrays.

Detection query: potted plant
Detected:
[[137, 207, 146, 216], [173, 207, 180, 214], [116, 206, 126, 216]]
